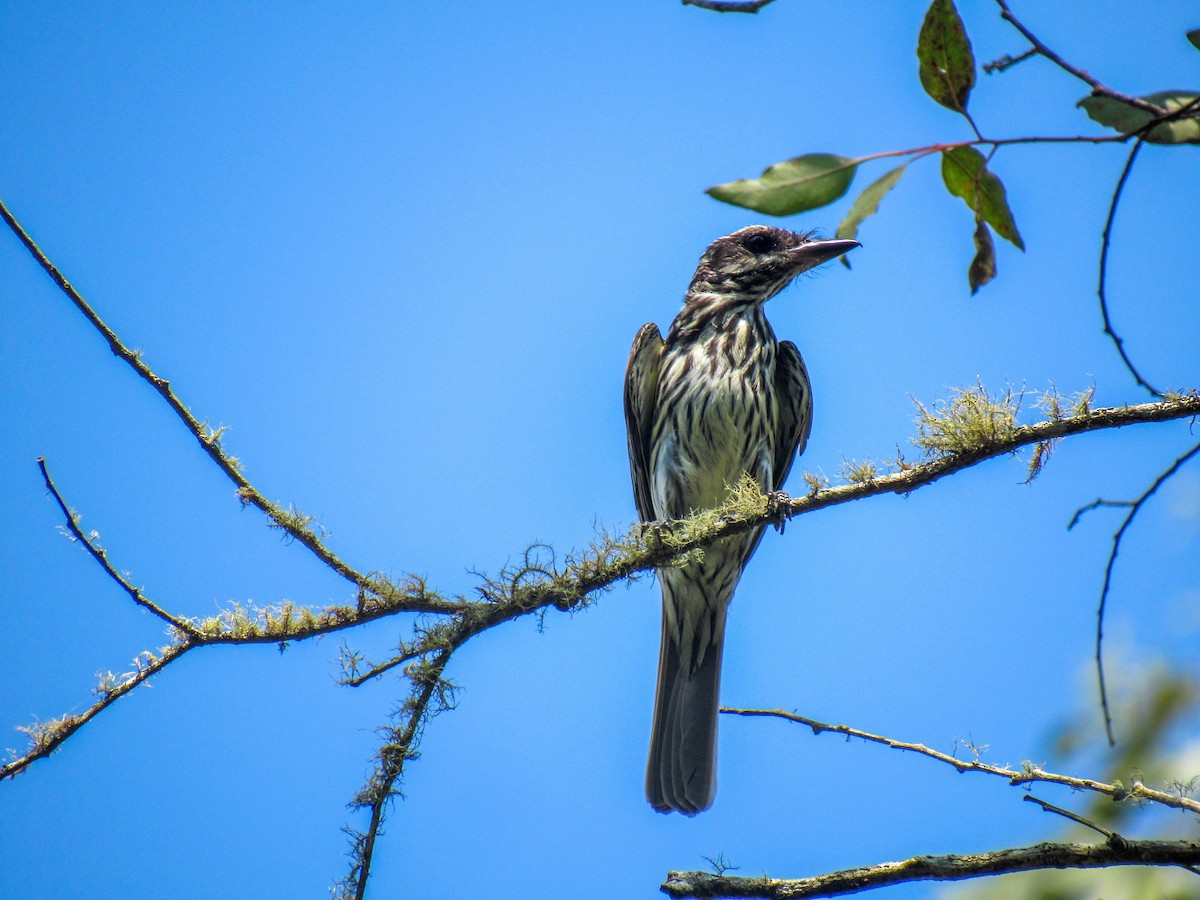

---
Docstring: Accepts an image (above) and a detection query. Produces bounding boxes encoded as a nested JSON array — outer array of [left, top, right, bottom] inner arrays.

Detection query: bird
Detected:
[[623, 225, 858, 815]]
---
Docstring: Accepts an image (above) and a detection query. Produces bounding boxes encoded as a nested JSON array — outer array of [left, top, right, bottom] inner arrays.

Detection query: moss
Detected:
[[839, 458, 881, 484], [802, 470, 830, 494], [913, 381, 1021, 456]]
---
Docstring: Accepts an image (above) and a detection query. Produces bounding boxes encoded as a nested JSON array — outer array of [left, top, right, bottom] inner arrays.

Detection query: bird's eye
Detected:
[[742, 233, 776, 254]]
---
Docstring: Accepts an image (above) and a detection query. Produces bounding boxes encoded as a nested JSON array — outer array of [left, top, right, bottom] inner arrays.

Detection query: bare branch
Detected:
[[1068, 497, 1133, 529], [994, 1, 1166, 115], [1097, 138, 1163, 396], [4, 487, 466, 783], [1075, 440, 1200, 745], [662, 840, 1200, 899], [1023, 794, 1120, 841], [983, 47, 1037, 74], [720, 708, 1200, 816]]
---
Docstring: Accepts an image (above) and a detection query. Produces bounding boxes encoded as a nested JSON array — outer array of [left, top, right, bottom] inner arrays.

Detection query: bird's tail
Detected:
[[645, 583, 727, 816]]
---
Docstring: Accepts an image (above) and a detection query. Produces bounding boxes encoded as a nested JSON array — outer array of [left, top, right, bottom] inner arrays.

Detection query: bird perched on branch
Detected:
[[624, 225, 858, 815]]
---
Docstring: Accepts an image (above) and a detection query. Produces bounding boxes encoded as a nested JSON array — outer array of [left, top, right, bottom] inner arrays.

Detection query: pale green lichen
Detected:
[[1025, 439, 1057, 483], [15, 715, 79, 754], [199, 421, 229, 447], [802, 470, 831, 495], [913, 381, 1021, 456], [839, 458, 882, 484], [1073, 384, 1096, 417]]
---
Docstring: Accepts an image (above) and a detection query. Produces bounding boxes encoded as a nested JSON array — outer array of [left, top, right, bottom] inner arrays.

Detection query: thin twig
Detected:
[[1097, 138, 1163, 396], [37, 457, 201, 636], [720, 707, 1200, 816], [841, 132, 1128, 172], [1068, 497, 1134, 529], [994, 1, 1166, 115], [983, 47, 1036, 74], [1023, 794, 1121, 841], [341, 642, 429, 686], [1074, 440, 1200, 745]]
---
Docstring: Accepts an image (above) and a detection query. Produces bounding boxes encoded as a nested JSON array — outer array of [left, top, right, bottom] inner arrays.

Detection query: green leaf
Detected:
[[836, 165, 906, 241], [1078, 90, 1200, 145], [969, 216, 995, 294], [707, 153, 857, 217], [917, 0, 976, 113], [941, 146, 1024, 250], [1187, 28, 1200, 51], [835, 165, 905, 267]]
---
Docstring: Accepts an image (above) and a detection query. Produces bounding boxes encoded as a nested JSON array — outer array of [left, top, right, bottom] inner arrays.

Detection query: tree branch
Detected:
[[0, 197, 369, 588], [1022, 794, 1119, 841], [37, 456, 201, 636], [994, 1, 1166, 115], [1069, 440, 1200, 745], [0, 642, 193, 780], [720, 708, 1200, 816], [1097, 137, 1162, 396], [8, 194, 1200, 895], [4, 466, 467, 782], [662, 840, 1200, 899], [335, 647, 455, 900]]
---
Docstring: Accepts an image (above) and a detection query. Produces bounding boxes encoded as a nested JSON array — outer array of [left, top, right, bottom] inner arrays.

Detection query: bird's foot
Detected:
[[766, 490, 792, 534], [638, 519, 674, 550]]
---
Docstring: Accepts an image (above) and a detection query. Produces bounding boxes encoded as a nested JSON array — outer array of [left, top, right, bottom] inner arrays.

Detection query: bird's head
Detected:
[[688, 225, 859, 303]]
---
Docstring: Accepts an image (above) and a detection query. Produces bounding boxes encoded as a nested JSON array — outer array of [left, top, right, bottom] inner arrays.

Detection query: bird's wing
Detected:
[[624, 323, 665, 522], [772, 339, 813, 491]]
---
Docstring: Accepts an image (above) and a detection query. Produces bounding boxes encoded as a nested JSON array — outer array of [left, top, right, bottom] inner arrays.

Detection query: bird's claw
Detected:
[[766, 490, 792, 533], [638, 519, 674, 550]]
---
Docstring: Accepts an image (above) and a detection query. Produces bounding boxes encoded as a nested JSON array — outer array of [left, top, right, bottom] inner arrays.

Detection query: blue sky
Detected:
[[2, 2, 1198, 897]]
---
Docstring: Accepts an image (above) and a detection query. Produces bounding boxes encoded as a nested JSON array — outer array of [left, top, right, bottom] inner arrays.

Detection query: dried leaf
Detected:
[[969, 216, 995, 294]]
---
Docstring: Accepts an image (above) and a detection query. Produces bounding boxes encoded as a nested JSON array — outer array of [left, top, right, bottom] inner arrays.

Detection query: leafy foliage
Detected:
[[704, 0, 1195, 293]]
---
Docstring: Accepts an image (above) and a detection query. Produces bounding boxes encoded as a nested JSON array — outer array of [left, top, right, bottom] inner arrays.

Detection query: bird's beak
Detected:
[[786, 238, 860, 271]]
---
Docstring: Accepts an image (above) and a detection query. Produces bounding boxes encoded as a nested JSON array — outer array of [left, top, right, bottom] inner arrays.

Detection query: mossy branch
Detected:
[[662, 840, 1200, 899], [11, 373, 1199, 893], [1, 642, 191, 780], [0, 197, 367, 588], [343, 386, 1200, 689]]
